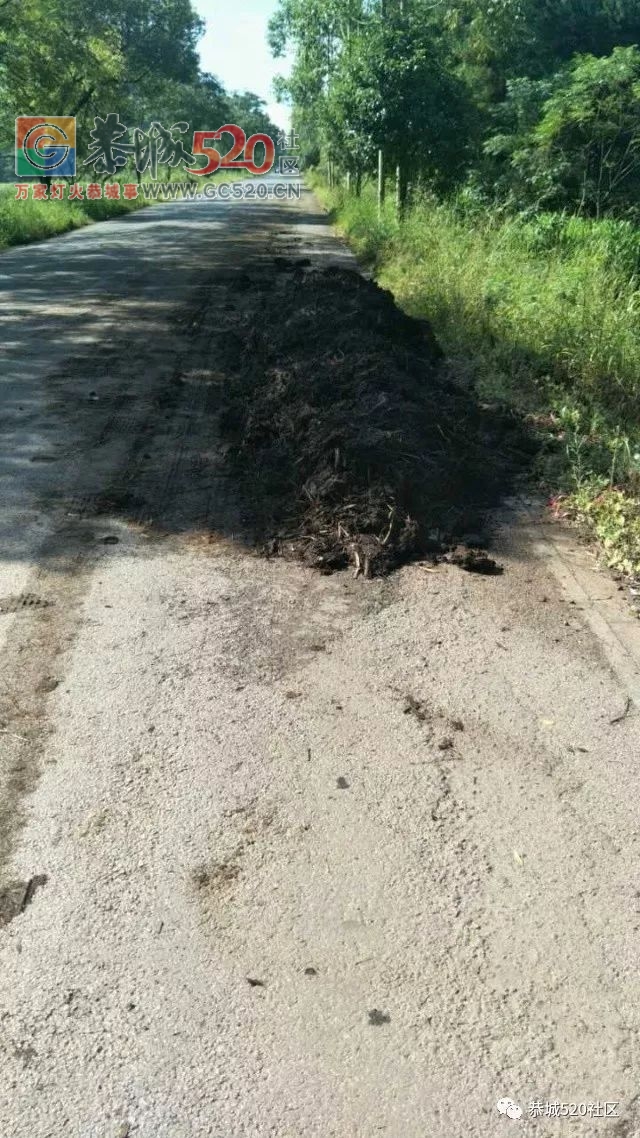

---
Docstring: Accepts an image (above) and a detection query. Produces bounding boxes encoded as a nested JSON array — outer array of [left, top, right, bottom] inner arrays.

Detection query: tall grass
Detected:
[[0, 181, 147, 250], [389, 206, 640, 423]]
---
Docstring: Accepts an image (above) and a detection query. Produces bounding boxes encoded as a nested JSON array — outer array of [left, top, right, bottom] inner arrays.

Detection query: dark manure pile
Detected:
[[218, 262, 529, 576]]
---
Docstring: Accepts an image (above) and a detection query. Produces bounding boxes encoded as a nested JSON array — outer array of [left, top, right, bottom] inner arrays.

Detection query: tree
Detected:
[[0, 0, 204, 155], [270, 0, 475, 201], [433, 0, 640, 106], [486, 46, 640, 217], [269, 0, 366, 177], [328, 17, 474, 192]]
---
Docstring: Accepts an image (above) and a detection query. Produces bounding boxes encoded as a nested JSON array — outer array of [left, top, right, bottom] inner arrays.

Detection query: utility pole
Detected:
[[377, 149, 385, 217], [377, 0, 386, 218], [395, 0, 407, 219]]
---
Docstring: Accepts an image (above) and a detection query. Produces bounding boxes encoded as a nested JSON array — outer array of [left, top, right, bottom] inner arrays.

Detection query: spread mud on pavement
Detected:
[[3, 191, 640, 1138], [213, 261, 532, 576]]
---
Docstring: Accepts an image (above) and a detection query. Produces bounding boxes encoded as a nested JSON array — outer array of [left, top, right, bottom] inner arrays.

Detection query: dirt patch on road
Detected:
[[217, 262, 531, 576]]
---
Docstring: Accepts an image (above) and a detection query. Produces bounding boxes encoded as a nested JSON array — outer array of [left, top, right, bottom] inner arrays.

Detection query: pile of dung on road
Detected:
[[218, 262, 527, 576]]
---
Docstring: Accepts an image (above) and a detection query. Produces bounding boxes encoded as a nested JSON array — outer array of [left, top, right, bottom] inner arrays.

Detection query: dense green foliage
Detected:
[[271, 0, 640, 215], [485, 45, 640, 216], [0, 0, 278, 175]]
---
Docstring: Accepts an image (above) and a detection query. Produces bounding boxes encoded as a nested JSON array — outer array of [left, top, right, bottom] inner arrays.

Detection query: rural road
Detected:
[[1, 182, 640, 1138]]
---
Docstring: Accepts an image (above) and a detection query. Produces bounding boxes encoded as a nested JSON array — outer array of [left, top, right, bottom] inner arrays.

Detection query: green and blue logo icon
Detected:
[[15, 117, 76, 177]]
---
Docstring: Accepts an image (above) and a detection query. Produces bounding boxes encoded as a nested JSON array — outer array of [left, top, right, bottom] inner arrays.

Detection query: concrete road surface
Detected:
[[1, 184, 640, 1138]]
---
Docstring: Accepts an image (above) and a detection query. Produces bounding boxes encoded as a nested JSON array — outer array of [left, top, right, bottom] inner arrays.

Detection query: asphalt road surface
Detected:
[[1, 183, 640, 1138]]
